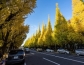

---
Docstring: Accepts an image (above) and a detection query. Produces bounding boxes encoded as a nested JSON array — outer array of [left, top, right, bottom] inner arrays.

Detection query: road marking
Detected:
[[43, 58, 60, 65], [31, 50, 84, 64], [42, 53, 84, 64], [68, 55, 84, 60], [54, 55, 84, 64]]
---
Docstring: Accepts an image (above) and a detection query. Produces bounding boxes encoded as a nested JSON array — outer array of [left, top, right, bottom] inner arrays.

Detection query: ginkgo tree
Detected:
[[53, 3, 68, 48], [43, 15, 53, 48], [0, 0, 36, 54], [38, 22, 46, 48], [24, 0, 84, 51]]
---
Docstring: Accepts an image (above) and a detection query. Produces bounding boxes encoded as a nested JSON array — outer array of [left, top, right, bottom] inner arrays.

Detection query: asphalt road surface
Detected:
[[25, 50, 84, 65]]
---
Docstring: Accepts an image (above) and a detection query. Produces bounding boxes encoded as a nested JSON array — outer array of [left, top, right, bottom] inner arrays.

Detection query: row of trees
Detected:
[[0, 0, 36, 54], [24, 0, 84, 51]]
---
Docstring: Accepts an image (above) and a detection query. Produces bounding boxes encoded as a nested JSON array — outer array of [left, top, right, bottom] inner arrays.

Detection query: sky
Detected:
[[22, 0, 72, 46]]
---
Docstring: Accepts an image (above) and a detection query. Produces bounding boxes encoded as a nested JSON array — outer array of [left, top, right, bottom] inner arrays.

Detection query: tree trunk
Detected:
[[1, 43, 7, 54]]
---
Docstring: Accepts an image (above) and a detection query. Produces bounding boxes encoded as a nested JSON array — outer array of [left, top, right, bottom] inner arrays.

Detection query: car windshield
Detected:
[[9, 50, 24, 54]]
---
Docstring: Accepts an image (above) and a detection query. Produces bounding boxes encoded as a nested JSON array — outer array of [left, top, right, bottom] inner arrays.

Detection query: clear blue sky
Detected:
[[22, 0, 72, 45]]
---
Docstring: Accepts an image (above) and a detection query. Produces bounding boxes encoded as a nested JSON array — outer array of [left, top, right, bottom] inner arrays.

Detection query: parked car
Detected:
[[6, 49, 25, 65], [57, 49, 70, 54], [46, 49, 54, 52], [75, 49, 84, 56], [36, 48, 43, 52], [24, 48, 30, 53]]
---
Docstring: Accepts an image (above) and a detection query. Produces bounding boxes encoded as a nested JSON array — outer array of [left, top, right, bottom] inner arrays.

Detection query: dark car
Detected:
[[6, 49, 25, 65]]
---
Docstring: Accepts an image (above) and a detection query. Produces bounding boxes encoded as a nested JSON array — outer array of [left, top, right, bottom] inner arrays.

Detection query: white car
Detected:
[[57, 49, 70, 54], [75, 49, 84, 56], [46, 49, 54, 52], [37, 48, 43, 52]]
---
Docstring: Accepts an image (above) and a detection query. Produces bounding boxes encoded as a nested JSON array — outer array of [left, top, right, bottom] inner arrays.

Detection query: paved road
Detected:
[[25, 50, 84, 65]]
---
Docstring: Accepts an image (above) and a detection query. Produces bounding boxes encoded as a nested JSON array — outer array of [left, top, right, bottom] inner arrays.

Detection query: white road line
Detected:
[[41, 53, 84, 64], [68, 55, 84, 60], [43, 58, 60, 65], [54, 55, 84, 64], [31, 51, 84, 64]]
